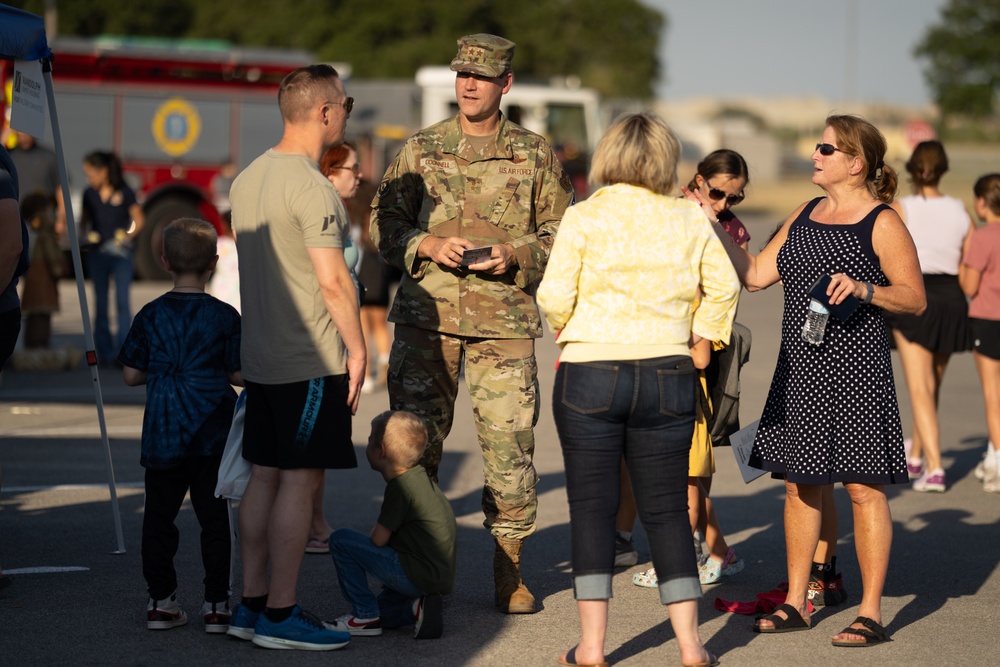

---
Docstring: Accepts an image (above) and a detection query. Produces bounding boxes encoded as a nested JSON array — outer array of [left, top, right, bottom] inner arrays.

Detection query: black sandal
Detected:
[[831, 616, 888, 647], [753, 603, 811, 633]]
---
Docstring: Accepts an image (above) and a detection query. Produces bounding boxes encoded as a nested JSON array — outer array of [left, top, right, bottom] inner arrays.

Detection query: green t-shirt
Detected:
[[378, 465, 457, 594], [230, 149, 350, 383]]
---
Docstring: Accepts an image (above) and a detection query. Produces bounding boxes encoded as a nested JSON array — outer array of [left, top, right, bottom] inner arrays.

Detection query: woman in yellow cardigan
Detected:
[[538, 112, 739, 667]]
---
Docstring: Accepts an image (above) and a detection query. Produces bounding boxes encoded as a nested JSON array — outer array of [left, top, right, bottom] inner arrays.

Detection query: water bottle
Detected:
[[101, 229, 132, 258], [801, 298, 829, 345]]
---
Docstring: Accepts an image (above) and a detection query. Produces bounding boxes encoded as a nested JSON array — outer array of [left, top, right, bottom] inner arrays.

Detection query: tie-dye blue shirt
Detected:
[[119, 291, 241, 469]]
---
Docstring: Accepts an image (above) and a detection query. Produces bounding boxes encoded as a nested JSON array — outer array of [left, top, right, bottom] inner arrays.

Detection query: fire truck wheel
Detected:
[[134, 198, 203, 281]]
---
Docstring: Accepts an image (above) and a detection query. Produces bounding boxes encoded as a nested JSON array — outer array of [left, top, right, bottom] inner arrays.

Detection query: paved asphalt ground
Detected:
[[1, 212, 998, 666]]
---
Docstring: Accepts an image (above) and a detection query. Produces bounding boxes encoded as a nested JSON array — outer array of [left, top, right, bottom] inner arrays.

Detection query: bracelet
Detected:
[[861, 281, 874, 305]]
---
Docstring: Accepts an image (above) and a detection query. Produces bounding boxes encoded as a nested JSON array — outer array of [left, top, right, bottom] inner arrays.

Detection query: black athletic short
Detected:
[[971, 318, 1000, 361], [242, 375, 357, 470], [0, 308, 20, 368]]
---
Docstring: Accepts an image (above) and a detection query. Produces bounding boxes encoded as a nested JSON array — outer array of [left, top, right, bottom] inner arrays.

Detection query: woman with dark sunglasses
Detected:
[[682, 151, 750, 582], [697, 115, 925, 647], [687, 149, 751, 250], [687, 152, 849, 608], [625, 149, 751, 592]]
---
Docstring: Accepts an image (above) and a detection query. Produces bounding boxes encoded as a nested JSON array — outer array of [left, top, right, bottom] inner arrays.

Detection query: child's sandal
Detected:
[[631, 567, 658, 588], [698, 547, 745, 584]]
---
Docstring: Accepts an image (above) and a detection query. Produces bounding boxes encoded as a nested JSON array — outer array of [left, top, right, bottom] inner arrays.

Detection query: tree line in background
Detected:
[[915, 0, 1000, 127], [7, 0, 663, 100], [8, 0, 1000, 131]]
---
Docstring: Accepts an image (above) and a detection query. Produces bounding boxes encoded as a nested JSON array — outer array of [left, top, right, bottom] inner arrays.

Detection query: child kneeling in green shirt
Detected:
[[328, 410, 457, 639]]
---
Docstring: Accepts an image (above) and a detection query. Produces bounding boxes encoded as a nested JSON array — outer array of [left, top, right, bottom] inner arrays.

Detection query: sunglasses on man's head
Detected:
[[816, 143, 848, 156], [703, 179, 745, 206]]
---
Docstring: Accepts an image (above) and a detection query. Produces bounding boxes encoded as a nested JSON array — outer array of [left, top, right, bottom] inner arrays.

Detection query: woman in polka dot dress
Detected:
[[696, 115, 925, 647]]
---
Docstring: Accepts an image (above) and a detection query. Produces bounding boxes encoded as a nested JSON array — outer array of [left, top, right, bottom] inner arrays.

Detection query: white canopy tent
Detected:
[[2, 3, 125, 553]]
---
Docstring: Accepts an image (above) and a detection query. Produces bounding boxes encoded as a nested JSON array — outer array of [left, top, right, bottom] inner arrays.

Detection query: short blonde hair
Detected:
[[589, 112, 680, 196], [278, 64, 341, 123], [370, 410, 428, 469]]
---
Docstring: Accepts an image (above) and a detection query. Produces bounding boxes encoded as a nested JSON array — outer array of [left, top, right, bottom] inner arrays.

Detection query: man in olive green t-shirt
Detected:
[[227, 64, 366, 652]]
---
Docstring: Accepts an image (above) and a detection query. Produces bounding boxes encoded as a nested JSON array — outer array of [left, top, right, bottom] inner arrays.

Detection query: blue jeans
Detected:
[[329, 528, 425, 625], [552, 356, 701, 605], [88, 245, 133, 364]]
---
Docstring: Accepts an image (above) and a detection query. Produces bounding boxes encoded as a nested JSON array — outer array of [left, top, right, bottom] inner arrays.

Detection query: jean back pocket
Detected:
[[559, 361, 619, 415]]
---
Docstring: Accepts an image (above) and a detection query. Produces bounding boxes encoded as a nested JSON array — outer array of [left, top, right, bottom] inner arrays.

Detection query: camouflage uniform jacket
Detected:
[[371, 113, 574, 339]]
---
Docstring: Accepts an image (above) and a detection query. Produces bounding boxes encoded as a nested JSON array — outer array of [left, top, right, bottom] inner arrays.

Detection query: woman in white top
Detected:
[[887, 141, 975, 493]]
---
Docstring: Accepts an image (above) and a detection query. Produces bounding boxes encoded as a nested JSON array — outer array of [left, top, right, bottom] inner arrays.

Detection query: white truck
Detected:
[[349, 66, 603, 199]]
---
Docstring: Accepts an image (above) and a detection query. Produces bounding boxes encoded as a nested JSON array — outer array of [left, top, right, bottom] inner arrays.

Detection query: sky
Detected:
[[642, 0, 950, 106]]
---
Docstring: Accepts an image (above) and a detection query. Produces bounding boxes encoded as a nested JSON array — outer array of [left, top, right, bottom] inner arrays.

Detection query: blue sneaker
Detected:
[[226, 603, 258, 640], [251, 605, 351, 651]]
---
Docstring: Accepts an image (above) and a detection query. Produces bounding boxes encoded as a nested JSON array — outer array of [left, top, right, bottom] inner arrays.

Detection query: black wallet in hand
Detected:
[[807, 274, 860, 322]]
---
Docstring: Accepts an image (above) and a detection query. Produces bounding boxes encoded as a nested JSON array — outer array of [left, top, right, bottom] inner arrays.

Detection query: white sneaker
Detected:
[[984, 464, 1000, 493], [147, 592, 188, 630], [326, 614, 382, 636], [202, 600, 230, 634], [975, 445, 997, 481]]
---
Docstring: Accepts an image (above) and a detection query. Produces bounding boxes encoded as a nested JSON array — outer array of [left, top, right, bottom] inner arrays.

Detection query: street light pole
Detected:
[[845, 0, 859, 105]]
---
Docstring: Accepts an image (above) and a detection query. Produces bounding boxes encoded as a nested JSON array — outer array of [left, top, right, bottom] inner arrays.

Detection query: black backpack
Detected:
[[704, 322, 751, 447]]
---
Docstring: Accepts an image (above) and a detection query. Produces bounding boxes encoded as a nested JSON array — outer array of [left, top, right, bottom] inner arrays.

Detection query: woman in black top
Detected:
[[81, 151, 144, 365]]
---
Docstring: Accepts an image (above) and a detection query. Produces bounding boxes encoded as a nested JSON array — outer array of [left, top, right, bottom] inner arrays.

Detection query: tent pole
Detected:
[[42, 60, 125, 555]]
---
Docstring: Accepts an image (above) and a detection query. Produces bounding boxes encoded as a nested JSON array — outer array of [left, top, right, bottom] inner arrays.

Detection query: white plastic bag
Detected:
[[215, 391, 251, 499]]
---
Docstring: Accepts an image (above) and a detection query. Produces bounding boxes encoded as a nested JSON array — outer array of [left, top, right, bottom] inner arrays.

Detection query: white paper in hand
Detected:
[[730, 419, 767, 484]]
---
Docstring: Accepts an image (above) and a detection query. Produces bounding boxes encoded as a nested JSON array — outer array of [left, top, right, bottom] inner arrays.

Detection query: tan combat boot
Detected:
[[493, 537, 536, 614]]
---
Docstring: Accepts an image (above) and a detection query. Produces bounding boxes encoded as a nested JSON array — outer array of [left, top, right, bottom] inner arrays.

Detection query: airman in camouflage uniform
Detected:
[[371, 34, 574, 614]]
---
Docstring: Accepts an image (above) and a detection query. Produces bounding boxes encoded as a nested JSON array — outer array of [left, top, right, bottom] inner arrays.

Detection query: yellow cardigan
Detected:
[[537, 183, 739, 359]]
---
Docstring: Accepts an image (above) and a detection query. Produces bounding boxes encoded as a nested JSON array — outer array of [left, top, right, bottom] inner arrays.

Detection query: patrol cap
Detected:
[[449, 34, 515, 78]]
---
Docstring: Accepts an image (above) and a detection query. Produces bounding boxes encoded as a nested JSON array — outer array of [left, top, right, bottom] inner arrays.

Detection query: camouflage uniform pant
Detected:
[[388, 324, 539, 541]]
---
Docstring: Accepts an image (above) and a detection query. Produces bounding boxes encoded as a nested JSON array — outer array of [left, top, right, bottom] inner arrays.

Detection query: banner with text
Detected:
[[10, 59, 46, 139]]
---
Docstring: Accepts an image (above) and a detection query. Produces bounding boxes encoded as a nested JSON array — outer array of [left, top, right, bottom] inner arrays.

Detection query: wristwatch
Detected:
[[861, 281, 874, 305]]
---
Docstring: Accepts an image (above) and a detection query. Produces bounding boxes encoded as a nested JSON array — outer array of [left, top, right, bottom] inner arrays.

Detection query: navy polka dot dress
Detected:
[[749, 198, 909, 485]]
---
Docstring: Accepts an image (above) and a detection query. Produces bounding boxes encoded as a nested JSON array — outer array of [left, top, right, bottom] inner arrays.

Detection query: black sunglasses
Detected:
[[341, 97, 354, 114], [815, 143, 848, 156], [703, 179, 745, 206]]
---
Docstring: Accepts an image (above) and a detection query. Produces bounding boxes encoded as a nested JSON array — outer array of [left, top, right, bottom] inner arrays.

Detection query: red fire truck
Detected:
[[2, 36, 312, 279]]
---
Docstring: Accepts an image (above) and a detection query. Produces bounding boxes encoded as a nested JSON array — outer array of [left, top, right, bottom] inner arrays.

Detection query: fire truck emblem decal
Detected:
[[152, 97, 202, 157]]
